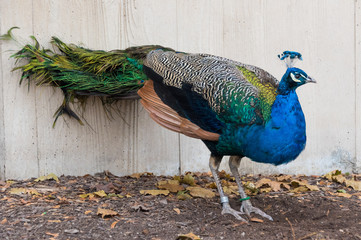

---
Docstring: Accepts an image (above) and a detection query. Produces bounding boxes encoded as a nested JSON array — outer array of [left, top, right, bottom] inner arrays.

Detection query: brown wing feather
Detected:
[[138, 81, 220, 141]]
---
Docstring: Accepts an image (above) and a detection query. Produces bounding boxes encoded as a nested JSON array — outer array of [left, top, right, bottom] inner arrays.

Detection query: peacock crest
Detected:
[[278, 51, 302, 68]]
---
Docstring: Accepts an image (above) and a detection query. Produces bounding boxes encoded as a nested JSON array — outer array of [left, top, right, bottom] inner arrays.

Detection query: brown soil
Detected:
[[0, 172, 360, 240]]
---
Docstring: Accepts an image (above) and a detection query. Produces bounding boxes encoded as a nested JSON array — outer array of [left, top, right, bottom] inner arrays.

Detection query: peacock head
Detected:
[[277, 51, 316, 94]]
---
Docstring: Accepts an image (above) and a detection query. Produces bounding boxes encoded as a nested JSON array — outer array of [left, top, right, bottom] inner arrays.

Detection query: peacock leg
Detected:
[[209, 154, 247, 222], [229, 156, 273, 221]]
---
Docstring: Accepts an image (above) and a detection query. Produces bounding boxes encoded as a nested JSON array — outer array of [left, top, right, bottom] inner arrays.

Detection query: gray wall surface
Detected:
[[0, 0, 360, 179]]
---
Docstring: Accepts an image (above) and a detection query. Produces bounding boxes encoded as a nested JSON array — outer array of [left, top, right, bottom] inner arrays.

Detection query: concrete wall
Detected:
[[0, 0, 360, 179]]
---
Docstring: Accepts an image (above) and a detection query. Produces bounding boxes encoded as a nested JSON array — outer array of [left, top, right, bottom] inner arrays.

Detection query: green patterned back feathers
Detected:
[[237, 66, 277, 122]]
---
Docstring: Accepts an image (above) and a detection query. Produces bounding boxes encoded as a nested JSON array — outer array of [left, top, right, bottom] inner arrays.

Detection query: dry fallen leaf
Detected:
[[168, 179, 182, 186], [157, 180, 167, 185], [97, 208, 118, 218], [173, 175, 182, 182], [173, 208, 181, 214], [337, 192, 352, 198], [290, 186, 309, 193], [57, 196, 68, 202], [323, 170, 343, 181], [34, 185, 59, 194], [256, 178, 281, 192], [95, 183, 119, 193], [9, 188, 40, 196], [281, 183, 291, 190], [158, 180, 185, 193], [223, 185, 239, 195], [20, 199, 29, 205], [219, 170, 232, 180], [290, 180, 319, 191], [1, 218, 7, 224], [79, 193, 88, 199], [130, 173, 141, 179], [276, 175, 292, 182], [323, 170, 361, 191], [291, 179, 309, 186], [176, 232, 201, 240], [318, 180, 327, 186], [79, 193, 95, 199], [84, 210, 92, 215], [130, 172, 153, 179], [35, 173, 59, 183], [187, 187, 215, 198], [110, 220, 119, 229], [107, 193, 124, 199], [140, 189, 170, 196], [260, 187, 272, 193], [93, 190, 107, 198], [182, 174, 196, 186], [305, 184, 319, 191], [333, 175, 346, 184], [48, 220, 61, 223], [46, 232, 59, 238], [28, 188, 40, 195], [244, 182, 259, 195], [221, 179, 235, 187], [206, 182, 217, 189], [177, 191, 192, 200], [328, 191, 352, 198], [0, 182, 12, 192], [9, 188, 27, 195], [232, 221, 248, 227], [345, 179, 361, 191], [250, 217, 264, 223]]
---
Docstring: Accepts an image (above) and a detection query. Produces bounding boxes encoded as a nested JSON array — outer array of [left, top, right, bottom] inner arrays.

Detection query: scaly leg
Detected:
[[209, 154, 247, 222], [229, 156, 273, 221]]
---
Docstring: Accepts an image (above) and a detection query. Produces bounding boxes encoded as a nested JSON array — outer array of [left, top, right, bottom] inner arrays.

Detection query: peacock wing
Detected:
[[138, 80, 220, 141], [142, 50, 279, 133]]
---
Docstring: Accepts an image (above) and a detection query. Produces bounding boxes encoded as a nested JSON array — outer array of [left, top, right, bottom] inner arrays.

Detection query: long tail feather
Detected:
[[2, 28, 173, 126]]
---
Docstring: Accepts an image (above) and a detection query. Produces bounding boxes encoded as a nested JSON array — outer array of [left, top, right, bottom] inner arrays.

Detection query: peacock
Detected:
[[1, 28, 315, 222]]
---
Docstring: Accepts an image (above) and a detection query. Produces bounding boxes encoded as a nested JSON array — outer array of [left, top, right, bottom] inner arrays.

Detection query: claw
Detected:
[[240, 200, 273, 221], [222, 202, 248, 222]]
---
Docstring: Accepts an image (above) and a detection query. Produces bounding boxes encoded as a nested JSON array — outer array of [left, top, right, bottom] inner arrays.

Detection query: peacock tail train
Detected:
[[2, 27, 174, 126]]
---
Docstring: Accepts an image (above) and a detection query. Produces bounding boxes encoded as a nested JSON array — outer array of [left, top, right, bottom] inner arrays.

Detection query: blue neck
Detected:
[[278, 69, 298, 95], [269, 90, 304, 127]]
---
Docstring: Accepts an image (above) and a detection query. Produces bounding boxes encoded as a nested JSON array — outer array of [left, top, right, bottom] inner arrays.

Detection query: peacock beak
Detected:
[[306, 76, 316, 83]]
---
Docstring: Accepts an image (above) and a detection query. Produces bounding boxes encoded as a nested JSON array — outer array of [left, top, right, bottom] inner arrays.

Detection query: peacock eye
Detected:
[[295, 74, 301, 79]]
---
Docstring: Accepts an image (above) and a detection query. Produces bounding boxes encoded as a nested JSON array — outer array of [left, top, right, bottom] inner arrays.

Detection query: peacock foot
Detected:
[[240, 200, 273, 221], [221, 202, 248, 222]]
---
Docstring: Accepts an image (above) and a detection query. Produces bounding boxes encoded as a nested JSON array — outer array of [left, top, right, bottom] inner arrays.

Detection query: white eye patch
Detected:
[[290, 73, 301, 83]]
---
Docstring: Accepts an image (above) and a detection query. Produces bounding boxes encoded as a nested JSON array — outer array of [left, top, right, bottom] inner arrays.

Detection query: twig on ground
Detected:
[[285, 217, 295, 240], [297, 232, 318, 240]]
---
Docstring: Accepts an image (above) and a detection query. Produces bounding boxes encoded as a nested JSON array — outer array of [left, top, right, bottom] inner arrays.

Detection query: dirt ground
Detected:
[[0, 171, 360, 240]]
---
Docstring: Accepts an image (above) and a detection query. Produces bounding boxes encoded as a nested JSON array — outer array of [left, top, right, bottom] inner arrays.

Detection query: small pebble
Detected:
[[65, 229, 79, 234]]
